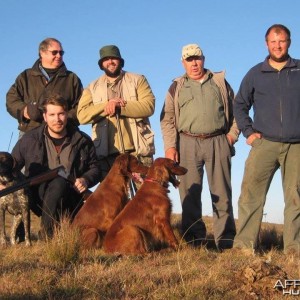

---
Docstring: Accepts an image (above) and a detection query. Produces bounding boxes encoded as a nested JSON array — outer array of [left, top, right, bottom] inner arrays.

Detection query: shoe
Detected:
[[217, 242, 234, 252], [183, 237, 207, 248]]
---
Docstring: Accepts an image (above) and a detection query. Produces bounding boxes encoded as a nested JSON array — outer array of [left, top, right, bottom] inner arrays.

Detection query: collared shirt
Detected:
[[105, 74, 135, 155], [177, 72, 226, 134], [44, 126, 72, 172]]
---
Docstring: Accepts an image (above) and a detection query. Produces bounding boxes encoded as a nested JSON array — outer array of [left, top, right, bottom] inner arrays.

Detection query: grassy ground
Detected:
[[0, 214, 299, 299]]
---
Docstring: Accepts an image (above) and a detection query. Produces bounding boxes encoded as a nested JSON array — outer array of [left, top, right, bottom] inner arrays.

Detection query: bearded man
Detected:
[[77, 45, 155, 182], [12, 94, 101, 239]]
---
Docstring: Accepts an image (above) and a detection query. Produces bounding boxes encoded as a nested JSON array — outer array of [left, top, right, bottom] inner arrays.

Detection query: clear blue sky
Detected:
[[1, 0, 299, 224]]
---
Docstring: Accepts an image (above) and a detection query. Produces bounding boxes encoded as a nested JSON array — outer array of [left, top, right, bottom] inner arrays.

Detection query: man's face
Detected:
[[101, 57, 122, 77], [43, 104, 67, 137], [266, 29, 290, 63], [40, 41, 64, 69], [182, 55, 205, 80]]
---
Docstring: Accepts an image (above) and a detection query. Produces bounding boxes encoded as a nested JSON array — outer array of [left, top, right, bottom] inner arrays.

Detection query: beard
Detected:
[[270, 53, 289, 63], [48, 122, 66, 136], [102, 64, 122, 78]]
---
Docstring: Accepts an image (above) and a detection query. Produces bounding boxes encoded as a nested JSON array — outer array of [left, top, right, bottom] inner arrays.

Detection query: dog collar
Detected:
[[144, 178, 170, 192]]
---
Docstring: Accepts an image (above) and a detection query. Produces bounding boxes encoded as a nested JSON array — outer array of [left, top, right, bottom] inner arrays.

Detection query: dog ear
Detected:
[[12, 156, 21, 177], [119, 154, 132, 178], [154, 167, 166, 183]]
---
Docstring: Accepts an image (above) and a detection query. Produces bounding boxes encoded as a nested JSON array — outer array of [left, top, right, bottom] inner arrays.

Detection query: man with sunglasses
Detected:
[[6, 37, 83, 134]]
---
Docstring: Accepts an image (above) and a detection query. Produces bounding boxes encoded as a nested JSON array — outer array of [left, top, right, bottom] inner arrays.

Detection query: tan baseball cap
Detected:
[[181, 44, 203, 60]]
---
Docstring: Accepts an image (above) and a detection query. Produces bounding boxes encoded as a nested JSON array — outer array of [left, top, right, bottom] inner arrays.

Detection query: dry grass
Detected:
[[0, 214, 299, 299]]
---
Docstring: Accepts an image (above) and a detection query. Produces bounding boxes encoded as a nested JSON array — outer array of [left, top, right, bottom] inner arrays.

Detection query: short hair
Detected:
[[39, 38, 62, 55], [42, 94, 68, 113], [265, 24, 291, 41]]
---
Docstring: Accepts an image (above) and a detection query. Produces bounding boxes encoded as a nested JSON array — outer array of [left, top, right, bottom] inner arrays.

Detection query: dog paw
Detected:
[[170, 242, 179, 250]]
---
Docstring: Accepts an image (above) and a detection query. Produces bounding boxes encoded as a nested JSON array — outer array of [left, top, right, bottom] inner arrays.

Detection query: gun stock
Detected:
[[0, 166, 65, 198]]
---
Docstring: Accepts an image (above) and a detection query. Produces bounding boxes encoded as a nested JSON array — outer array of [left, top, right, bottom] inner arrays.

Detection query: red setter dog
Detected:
[[103, 158, 187, 255], [72, 153, 149, 248]]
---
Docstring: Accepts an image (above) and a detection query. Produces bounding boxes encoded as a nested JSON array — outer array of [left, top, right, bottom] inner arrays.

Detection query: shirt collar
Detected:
[[261, 55, 296, 71]]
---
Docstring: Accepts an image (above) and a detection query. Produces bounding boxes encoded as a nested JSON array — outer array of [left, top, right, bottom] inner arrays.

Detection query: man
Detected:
[[6, 37, 83, 134], [160, 44, 239, 251], [12, 94, 101, 239], [77, 45, 155, 183], [233, 24, 300, 255]]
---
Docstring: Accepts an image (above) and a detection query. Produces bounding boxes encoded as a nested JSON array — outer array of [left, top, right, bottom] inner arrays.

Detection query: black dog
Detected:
[[0, 151, 31, 247]]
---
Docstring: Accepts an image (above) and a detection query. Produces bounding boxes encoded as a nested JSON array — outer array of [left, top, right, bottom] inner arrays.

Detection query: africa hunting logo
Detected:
[[274, 279, 300, 295]]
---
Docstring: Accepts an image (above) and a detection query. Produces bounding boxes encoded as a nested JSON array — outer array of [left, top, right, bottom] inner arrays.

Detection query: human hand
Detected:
[[0, 183, 6, 191], [165, 147, 179, 163], [104, 97, 127, 116], [74, 177, 88, 194], [246, 133, 262, 146], [23, 106, 30, 119], [226, 134, 234, 146], [26, 102, 43, 121]]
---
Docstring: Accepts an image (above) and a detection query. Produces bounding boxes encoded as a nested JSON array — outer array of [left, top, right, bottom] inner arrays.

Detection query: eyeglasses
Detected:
[[47, 50, 65, 56]]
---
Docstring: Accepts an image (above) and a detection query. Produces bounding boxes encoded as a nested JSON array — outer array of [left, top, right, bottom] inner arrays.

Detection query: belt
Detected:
[[181, 130, 224, 139]]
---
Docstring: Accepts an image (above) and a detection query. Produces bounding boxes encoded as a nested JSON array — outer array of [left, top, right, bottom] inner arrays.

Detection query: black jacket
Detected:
[[11, 123, 101, 188], [6, 59, 83, 132]]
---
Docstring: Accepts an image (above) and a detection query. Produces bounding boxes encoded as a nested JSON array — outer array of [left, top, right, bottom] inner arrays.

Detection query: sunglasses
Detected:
[[47, 50, 65, 56]]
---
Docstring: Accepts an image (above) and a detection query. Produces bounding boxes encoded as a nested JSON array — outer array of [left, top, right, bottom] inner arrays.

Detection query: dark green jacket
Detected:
[[6, 59, 83, 132]]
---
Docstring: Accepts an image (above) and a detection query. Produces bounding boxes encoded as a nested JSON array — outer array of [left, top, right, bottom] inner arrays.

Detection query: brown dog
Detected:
[[0, 151, 31, 247], [103, 158, 187, 255], [72, 153, 149, 248]]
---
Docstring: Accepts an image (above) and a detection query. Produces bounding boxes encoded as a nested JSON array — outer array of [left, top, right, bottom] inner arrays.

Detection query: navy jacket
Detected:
[[233, 56, 300, 143]]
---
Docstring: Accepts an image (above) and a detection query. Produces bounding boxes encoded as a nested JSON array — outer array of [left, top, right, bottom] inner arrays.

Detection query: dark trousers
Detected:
[[17, 177, 83, 239], [37, 177, 83, 237]]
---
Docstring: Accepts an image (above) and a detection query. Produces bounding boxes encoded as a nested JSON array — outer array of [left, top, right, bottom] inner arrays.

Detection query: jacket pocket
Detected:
[[136, 120, 155, 156], [178, 88, 193, 108], [92, 119, 108, 158]]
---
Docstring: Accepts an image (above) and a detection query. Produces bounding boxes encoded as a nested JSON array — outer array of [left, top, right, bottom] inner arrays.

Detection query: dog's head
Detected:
[[113, 154, 149, 178], [0, 151, 15, 183], [147, 158, 187, 188]]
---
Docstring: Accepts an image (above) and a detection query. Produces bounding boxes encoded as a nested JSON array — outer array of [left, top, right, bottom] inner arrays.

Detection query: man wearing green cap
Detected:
[[77, 45, 155, 182]]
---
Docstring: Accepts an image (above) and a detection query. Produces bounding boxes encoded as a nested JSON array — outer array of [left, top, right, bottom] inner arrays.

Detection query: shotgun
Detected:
[[115, 110, 136, 199], [60, 169, 93, 201], [0, 166, 92, 200]]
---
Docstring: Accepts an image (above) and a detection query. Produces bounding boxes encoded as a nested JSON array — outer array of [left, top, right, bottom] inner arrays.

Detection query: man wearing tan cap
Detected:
[[77, 45, 155, 185], [160, 43, 239, 251]]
